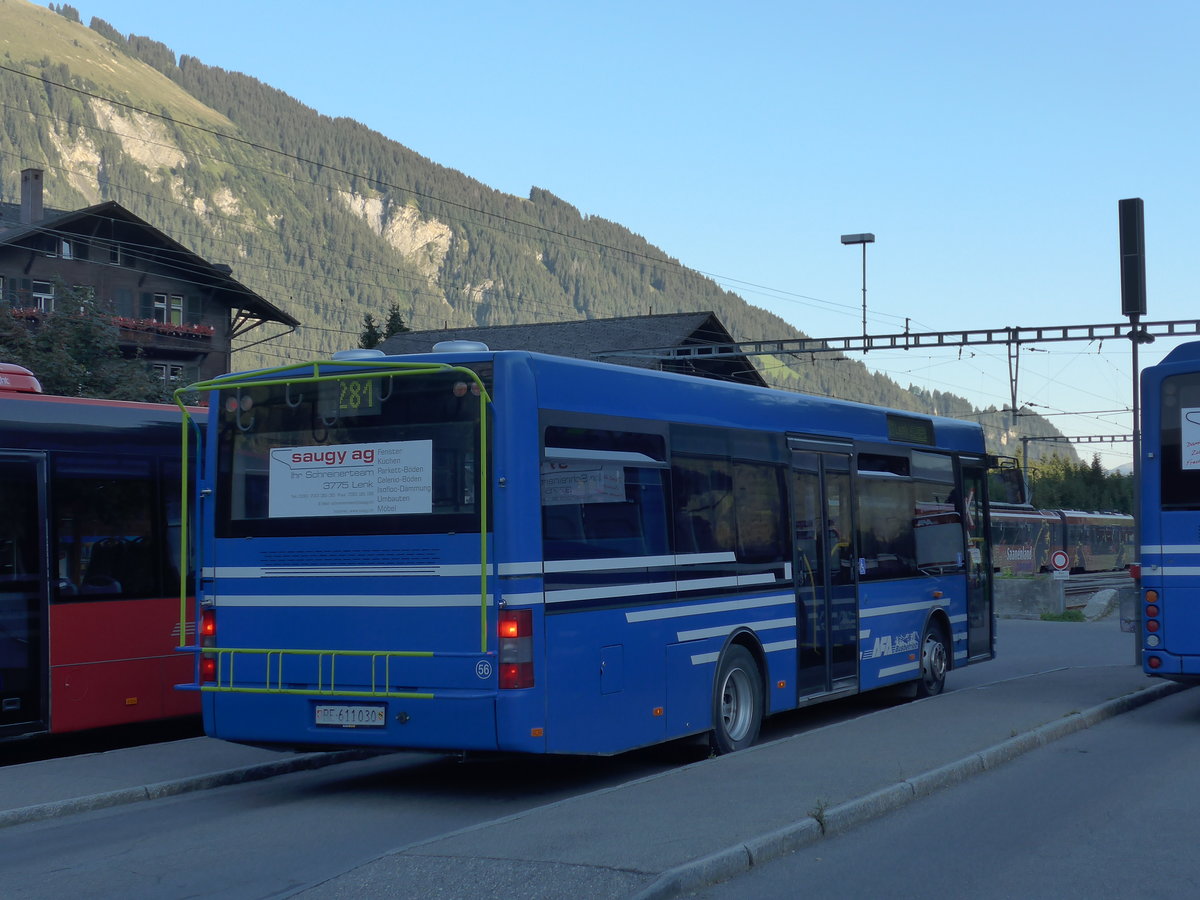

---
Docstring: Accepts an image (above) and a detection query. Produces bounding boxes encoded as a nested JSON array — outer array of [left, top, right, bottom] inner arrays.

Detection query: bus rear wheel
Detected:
[[711, 645, 763, 754], [915, 622, 949, 698]]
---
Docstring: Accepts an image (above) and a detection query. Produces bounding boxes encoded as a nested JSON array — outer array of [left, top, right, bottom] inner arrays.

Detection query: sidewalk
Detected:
[[1, 662, 1185, 899], [293, 665, 1184, 899], [0, 737, 372, 829]]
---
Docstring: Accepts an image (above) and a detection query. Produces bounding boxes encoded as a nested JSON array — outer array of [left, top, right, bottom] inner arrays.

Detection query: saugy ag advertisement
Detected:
[[268, 440, 433, 517]]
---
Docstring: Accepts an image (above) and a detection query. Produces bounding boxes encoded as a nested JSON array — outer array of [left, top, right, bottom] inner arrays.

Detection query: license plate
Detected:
[[314, 704, 386, 727]]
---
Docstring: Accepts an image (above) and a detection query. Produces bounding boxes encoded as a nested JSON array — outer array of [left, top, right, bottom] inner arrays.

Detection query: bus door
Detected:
[[0, 454, 47, 733], [791, 447, 858, 699], [961, 460, 994, 660]]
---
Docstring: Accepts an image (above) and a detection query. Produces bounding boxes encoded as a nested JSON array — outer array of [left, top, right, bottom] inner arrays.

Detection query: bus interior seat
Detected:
[[83, 538, 127, 596], [543, 506, 585, 541], [583, 503, 638, 540]]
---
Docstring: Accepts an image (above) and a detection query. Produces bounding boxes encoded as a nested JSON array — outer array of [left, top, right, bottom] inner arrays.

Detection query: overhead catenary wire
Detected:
[[0, 59, 1138, 458], [0, 63, 902, 330]]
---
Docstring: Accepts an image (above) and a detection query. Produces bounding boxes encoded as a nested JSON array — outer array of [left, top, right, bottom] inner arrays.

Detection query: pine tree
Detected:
[[359, 312, 383, 349], [383, 302, 411, 338]]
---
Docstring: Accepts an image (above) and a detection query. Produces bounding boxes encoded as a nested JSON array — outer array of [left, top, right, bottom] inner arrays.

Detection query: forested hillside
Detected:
[[0, 0, 1074, 460]]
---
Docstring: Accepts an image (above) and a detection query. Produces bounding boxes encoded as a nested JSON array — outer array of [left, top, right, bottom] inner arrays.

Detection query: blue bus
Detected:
[[178, 345, 997, 755], [1140, 341, 1200, 680]]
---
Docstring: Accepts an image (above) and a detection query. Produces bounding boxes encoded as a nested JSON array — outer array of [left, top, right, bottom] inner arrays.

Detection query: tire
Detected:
[[914, 622, 949, 698], [710, 645, 763, 754]]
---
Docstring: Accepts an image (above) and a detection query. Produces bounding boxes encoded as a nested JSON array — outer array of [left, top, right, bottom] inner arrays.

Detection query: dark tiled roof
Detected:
[[380, 312, 766, 386], [0, 200, 298, 328], [0, 200, 69, 231]]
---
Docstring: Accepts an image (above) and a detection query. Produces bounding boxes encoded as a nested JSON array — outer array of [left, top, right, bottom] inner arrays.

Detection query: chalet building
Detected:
[[379, 312, 768, 387], [0, 168, 298, 385]]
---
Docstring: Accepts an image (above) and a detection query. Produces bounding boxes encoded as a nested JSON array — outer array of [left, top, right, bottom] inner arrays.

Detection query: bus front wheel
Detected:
[[711, 645, 763, 754], [915, 622, 949, 698]]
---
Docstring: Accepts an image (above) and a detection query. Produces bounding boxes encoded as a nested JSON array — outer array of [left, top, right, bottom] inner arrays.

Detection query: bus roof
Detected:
[[345, 347, 989, 455], [1160, 340, 1200, 367]]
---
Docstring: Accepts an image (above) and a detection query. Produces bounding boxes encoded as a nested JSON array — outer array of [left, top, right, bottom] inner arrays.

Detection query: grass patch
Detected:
[[1040, 609, 1086, 622]]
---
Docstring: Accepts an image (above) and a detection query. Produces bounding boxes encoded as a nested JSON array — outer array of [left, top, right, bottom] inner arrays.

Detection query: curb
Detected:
[[632, 679, 1189, 900], [0, 749, 376, 830]]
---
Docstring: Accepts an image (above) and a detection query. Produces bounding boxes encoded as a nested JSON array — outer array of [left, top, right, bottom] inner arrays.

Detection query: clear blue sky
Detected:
[[78, 0, 1200, 469]]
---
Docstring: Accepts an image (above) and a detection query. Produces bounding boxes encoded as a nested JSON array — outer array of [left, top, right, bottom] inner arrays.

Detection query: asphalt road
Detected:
[[689, 686, 1200, 900], [0, 617, 1141, 899]]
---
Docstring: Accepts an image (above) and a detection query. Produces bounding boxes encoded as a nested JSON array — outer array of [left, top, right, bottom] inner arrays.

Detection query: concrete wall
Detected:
[[994, 576, 1065, 619], [994, 575, 1135, 622]]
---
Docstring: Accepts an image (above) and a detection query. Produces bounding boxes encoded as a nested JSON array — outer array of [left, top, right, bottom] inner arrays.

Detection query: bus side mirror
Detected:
[[988, 465, 1028, 506]]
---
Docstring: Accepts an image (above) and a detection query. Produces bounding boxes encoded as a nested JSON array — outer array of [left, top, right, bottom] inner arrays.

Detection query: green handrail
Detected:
[[173, 358, 493, 660], [201, 646, 438, 698]]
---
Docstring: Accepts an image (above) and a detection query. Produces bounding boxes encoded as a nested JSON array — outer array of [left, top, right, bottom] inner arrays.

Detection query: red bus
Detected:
[[0, 364, 202, 738]]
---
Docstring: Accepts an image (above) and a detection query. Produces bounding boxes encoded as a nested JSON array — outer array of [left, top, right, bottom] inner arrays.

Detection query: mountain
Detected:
[[0, 0, 1075, 461]]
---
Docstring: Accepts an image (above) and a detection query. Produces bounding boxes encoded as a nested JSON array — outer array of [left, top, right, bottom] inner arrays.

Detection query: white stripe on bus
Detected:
[[860, 600, 943, 618], [676, 617, 795, 642], [544, 552, 736, 573], [626, 593, 794, 623], [689, 639, 795, 667], [878, 660, 920, 677], [207, 564, 490, 579], [545, 572, 779, 606], [211, 594, 491, 608], [204, 552, 739, 581]]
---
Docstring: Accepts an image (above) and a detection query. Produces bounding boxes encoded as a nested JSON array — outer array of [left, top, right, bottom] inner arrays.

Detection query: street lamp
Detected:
[[840, 232, 875, 341]]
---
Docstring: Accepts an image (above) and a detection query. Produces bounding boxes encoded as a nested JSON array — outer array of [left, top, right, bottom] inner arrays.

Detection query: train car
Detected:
[[0, 363, 203, 739], [989, 506, 1063, 575], [1060, 510, 1133, 573], [989, 505, 1132, 575]]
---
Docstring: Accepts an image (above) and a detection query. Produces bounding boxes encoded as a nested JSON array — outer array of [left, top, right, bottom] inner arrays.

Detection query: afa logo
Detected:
[[862, 630, 920, 660]]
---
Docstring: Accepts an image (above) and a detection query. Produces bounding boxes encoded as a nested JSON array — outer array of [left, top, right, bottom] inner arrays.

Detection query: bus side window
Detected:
[[52, 456, 160, 601], [733, 460, 787, 564], [671, 456, 735, 555], [541, 465, 668, 561], [857, 475, 918, 580]]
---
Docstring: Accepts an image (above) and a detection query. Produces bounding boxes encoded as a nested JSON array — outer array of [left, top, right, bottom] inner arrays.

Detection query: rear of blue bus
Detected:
[[193, 356, 542, 752], [1141, 343, 1200, 681]]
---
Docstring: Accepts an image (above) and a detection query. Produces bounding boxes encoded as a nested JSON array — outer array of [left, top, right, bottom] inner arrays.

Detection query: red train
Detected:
[[990, 505, 1133, 575]]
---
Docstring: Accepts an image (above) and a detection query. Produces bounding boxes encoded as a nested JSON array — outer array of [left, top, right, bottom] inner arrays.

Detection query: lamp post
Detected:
[[1120, 198, 1150, 665], [841, 233, 875, 342]]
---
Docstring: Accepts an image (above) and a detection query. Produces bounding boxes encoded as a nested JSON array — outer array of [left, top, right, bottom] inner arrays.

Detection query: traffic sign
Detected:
[[1050, 549, 1070, 579]]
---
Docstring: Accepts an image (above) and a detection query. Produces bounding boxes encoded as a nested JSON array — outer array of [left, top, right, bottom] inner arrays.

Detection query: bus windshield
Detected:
[[216, 368, 486, 538]]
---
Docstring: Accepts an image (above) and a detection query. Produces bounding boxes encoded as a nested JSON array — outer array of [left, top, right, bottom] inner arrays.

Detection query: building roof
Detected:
[[379, 312, 767, 387], [0, 199, 67, 227], [0, 199, 299, 330]]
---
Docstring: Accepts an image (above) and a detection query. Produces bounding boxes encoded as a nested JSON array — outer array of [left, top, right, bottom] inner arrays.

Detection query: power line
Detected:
[[1, 56, 1111, 443], [0, 61, 909, 330]]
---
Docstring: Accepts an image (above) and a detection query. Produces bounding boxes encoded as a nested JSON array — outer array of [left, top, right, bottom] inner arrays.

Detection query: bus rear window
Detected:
[[1160, 372, 1200, 510], [216, 370, 486, 537]]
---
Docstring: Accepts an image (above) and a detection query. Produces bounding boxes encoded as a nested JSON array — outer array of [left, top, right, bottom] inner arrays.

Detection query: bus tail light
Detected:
[[499, 608, 533, 689], [200, 608, 217, 683], [1144, 590, 1163, 651]]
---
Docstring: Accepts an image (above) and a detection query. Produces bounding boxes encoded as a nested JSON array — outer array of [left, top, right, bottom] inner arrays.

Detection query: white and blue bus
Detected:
[[1140, 341, 1200, 680], [178, 345, 997, 755]]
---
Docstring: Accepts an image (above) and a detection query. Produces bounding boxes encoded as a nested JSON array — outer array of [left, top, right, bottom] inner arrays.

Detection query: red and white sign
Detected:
[[1050, 549, 1070, 572]]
